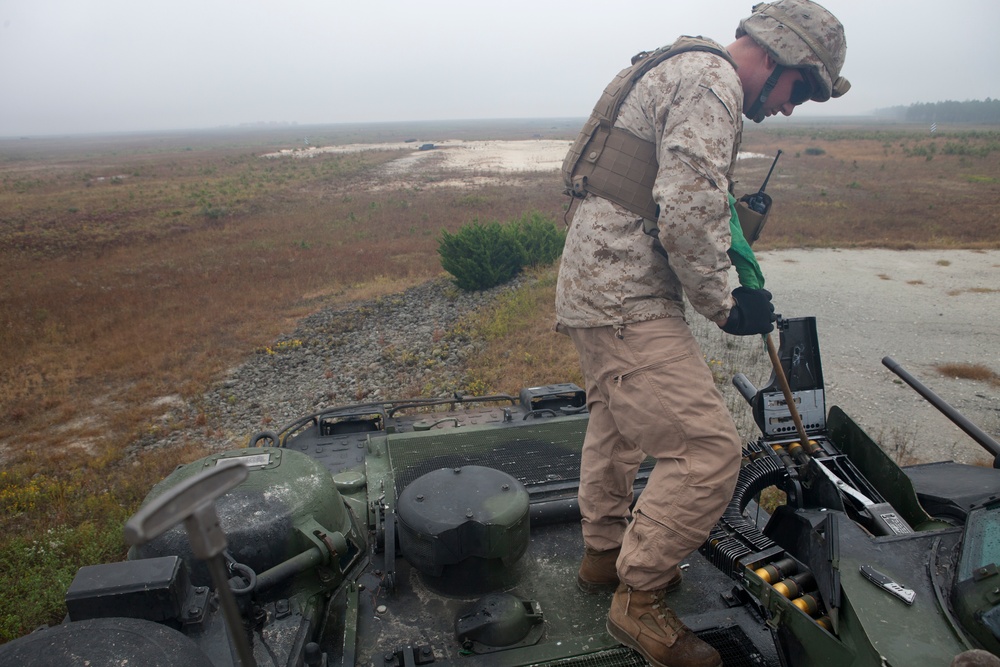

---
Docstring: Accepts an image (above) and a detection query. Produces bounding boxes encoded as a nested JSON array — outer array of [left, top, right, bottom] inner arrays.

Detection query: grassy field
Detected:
[[1, 119, 998, 641]]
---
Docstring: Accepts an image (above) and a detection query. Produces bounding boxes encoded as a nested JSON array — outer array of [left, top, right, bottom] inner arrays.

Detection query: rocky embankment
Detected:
[[135, 276, 526, 454]]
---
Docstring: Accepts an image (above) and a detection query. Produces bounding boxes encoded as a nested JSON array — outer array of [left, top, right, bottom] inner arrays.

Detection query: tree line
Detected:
[[875, 99, 1000, 124]]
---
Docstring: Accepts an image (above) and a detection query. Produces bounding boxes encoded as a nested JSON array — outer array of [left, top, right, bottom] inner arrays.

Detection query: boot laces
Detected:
[[650, 592, 684, 631], [651, 591, 666, 619]]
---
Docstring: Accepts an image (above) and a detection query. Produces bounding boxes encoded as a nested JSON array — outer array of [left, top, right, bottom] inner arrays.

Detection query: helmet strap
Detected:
[[748, 64, 785, 123]]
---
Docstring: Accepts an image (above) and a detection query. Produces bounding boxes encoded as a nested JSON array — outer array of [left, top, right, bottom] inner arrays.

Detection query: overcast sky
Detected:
[[2, 0, 997, 137]]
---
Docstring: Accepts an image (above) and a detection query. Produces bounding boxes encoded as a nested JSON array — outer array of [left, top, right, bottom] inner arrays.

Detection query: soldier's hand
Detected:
[[721, 287, 775, 336]]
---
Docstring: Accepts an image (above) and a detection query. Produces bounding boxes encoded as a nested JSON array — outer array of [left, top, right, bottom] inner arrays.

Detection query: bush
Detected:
[[438, 213, 566, 291], [438, 220, 524, 291], [510, 212, 566, 267]]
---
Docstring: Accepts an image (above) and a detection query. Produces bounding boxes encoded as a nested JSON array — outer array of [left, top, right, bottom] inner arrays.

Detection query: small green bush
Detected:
[[438, 212, 566, 291], [510, 212, 566, 267], [438, 220, 524, 291]]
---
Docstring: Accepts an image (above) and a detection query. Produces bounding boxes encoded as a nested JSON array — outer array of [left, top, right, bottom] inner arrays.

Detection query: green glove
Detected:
[[726, 193, 765, 291]]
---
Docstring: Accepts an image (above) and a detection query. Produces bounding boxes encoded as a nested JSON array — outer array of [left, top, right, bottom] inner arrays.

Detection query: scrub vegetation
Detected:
[[438, 212, 566, 291], [1, 120, 999, 641], [736, 126, 1000, 249], [934, 363, 1000, 387]]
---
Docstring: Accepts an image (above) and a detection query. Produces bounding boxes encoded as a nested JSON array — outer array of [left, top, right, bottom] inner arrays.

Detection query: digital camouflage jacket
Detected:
[[555, 45, 744, 329]]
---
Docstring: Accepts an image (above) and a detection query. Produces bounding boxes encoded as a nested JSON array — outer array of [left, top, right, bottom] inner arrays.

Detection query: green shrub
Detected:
[[509, 212, 566, 267], [438, 212, 566, 291], [438, 220, 524, 291]]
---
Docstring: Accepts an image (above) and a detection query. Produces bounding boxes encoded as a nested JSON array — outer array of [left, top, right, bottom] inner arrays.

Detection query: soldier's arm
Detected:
[[645, 53, 743, 324]]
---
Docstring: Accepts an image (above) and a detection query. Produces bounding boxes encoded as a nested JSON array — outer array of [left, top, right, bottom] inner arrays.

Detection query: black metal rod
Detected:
[[882, 356, 1000, 467], [206, 554, 258, 667], [529, 497, 580, 526], [732, 372, 758, 405], [255, 546, 325, 592], [757, 149, 783, 194]]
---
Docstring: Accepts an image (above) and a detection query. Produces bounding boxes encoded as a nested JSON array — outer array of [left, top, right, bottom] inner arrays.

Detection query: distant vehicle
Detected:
[[418, 143, 435, 151]]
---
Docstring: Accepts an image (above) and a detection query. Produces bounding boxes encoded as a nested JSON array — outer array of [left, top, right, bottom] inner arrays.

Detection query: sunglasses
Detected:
[[790, 73, 815, 106]]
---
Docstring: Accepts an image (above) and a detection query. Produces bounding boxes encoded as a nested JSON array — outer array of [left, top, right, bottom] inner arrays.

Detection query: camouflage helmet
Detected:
[[737, 0, 850, 102]]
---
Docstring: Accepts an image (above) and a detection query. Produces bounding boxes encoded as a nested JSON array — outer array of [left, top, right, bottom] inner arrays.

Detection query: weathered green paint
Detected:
[[828, 407, 939, 530]]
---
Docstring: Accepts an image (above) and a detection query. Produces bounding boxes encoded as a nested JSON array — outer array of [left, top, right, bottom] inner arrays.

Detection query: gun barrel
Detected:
[[882, 356, 1000, 467], [733, 373, 758, 405]]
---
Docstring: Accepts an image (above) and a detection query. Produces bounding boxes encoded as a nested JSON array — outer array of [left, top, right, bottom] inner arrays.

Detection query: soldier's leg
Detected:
[[569, 325, 646, 552], [607, 318, 742, 591]]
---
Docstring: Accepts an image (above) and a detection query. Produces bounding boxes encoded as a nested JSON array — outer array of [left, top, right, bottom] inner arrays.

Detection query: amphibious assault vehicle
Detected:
[[2, 317, 998, 666]]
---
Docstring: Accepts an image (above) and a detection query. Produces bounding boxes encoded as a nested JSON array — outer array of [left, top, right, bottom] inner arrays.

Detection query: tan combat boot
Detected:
[[577, 546, 621, 593], [578, 547, 685, 594], [607, 585, 721, 667]]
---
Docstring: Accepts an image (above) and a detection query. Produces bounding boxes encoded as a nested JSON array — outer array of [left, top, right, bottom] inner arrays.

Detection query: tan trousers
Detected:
[[568, 317, 741, 591]]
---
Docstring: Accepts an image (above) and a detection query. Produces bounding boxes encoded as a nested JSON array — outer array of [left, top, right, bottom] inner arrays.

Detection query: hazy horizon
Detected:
[[0, 111, 984, 140], [1, 113, 957, 142], [3, 0, 998, 137]]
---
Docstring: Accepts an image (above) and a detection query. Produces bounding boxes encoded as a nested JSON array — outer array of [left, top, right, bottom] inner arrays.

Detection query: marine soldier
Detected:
[[556, 2, 850, 666]]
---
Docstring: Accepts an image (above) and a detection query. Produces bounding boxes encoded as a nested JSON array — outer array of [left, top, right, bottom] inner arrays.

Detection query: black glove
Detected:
[[722, 287, 775, 336]]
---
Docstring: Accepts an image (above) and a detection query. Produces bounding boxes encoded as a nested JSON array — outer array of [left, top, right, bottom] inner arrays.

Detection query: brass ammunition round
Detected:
[[785, 440, 812, 463], [791, 593, 820, 616], [773, 572, 815, 598], [770, 444, 796, 467], [752, 557, 798, 584], [773, 580, 797, 598], [816, 615, 832, 631]]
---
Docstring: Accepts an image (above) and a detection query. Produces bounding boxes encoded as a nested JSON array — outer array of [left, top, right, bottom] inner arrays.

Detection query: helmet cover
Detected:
[[737, 0, 850, 101]]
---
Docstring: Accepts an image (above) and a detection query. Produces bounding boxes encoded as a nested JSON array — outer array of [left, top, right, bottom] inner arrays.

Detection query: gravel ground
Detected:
[[132, 276, 528, 456]]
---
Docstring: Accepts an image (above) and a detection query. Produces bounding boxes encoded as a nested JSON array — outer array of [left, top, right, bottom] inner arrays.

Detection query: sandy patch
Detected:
[[263, 139, 569, 171], [264, 139, 575, 189], [265, 139, 771, 171], [263, 139, 774, 191]]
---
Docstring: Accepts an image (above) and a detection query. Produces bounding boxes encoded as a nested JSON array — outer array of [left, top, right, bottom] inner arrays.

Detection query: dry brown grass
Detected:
[[934, 362, 1000, 386], [0, 132, 565, 472], [459, 265, 583, 395], [3, 122, 998, 488], [736, 126, 1000, 250]]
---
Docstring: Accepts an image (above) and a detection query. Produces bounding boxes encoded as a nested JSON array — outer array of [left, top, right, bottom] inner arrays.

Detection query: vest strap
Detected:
[[562, 36, 736, 221]]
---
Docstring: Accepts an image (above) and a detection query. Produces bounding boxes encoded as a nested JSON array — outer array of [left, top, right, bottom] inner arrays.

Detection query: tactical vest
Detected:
[[562, 36, 737, 222]]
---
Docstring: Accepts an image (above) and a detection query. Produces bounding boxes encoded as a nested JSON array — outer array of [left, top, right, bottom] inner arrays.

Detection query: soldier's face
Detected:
[[764, 69, 814, 118]]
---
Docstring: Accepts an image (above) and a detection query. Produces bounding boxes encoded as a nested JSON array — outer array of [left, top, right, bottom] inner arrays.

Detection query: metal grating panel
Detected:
[[540, 647, 645, 667], [532, 625, 767, 667], [699, 625, 770, 666], [389, 419, 592, 498]]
